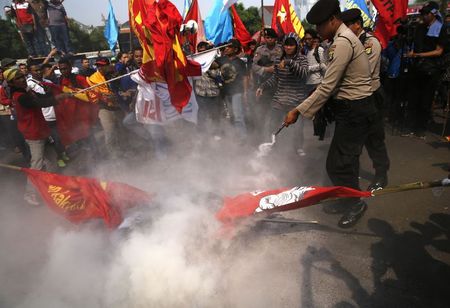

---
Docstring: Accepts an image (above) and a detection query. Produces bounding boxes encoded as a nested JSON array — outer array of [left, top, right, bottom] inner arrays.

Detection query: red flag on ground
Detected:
[[129, 0, 200, 113], [272, 0, 304, 38], [372, 0, 408, 48], [23, 168, 152, 228], [183, 0, 206, 53], [216, 186, 372, 224], [230, 5, 253, 52]]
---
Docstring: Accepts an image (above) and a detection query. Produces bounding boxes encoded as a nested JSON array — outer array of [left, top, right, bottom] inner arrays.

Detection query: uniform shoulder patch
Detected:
[[328, 45, 336, 61]]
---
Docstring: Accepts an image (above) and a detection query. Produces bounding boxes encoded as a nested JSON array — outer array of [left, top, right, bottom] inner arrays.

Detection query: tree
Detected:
[[235, 3, 263, 35], [0, 19, 29, 59], [67, 19, 108, 53]]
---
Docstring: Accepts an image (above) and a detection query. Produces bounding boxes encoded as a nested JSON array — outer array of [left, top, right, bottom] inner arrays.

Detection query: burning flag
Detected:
[[129, 0, 200, 113], [23, 168, 152, 228], [216, 186, 371, 224]]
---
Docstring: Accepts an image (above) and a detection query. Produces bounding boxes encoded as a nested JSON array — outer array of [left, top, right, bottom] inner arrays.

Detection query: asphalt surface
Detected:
[[0, 119, 449, 307]]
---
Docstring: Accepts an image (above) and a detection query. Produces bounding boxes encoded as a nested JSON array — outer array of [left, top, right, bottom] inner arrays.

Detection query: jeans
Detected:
[[49, 24, 71, 53], [22, 31, 37, 57], [47, 121, 65, 159], [196, 95, 222, 135], [34, 25, 51, 56], [123, 112, 169, 160], [225, 93, 247, 139]]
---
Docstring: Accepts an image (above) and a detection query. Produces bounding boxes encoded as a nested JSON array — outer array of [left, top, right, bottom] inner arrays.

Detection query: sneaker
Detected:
[[62, 152, 70, 161], [57, 159, 66, 168], [24, 193, 40, 206], [296, 148, 306, 156]]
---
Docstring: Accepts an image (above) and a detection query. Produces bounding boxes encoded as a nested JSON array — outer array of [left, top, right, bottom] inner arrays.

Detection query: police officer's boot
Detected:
[[367, 173, 388, 191], [338, 200, 367, 228]]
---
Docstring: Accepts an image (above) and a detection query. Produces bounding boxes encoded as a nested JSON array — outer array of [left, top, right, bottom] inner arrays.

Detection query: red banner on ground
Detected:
[[23, 168, 152, 228], [216, 186, 372, 224]]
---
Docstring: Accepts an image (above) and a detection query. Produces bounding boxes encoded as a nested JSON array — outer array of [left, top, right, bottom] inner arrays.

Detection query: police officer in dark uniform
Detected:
[[284, 0, 377, 228], [341, 8, 390, 191]]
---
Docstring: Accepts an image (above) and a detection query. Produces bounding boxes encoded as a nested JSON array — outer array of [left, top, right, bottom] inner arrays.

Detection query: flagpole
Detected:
[[72, 69, 139, 94], [72, 44, 229, 95], [261, 0, 265, 27], [0, 163, 22, 171]]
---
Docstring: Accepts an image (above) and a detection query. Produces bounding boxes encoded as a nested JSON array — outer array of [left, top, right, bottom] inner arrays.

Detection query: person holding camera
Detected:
[[404, 1, 447, 139]]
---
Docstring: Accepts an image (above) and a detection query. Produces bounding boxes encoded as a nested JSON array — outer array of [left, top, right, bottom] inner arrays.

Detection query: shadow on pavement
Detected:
[[298, 214, 450, 308]]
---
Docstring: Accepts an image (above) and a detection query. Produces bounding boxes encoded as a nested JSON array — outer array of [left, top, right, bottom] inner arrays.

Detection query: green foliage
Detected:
[[0, 19, 29, 59], [235, 3, 263, 35], [68, 19, 108, 52]]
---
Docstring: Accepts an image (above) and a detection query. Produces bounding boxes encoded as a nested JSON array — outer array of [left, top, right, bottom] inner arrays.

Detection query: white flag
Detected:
[[132, 73, 198, 126], [187, 48, 219, 73]]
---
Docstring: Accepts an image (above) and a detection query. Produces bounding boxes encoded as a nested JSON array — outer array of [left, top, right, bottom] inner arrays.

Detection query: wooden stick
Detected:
[[0, 163, 22, 171]]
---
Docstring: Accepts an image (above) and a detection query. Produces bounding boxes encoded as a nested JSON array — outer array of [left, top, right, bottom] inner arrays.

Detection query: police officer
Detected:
[[284, 0, 376, 228], [252, 28, 283, 128], [341, 8, 390, 191]]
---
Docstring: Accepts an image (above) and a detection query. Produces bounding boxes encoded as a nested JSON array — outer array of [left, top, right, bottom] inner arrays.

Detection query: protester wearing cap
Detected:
[[252, 28, 283, 131], [284, 0, 375, 228], [87, 57, 124, 159], [341, 8, 390, 192], [216, 38, 248, 140], [403, 1, 447, 139], [5, 67, 65, 205]]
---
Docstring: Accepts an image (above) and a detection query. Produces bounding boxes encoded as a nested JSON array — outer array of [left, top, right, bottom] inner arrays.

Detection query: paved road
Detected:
[[0, 121, 449, 307]]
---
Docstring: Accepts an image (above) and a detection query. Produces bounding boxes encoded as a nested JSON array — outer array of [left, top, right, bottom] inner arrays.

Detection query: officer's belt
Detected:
[[331, 94, 374, 106]]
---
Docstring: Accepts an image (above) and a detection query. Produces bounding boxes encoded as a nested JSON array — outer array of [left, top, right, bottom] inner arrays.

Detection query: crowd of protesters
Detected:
[[4, 0, 72, 58], [0, 0, 449, 209]]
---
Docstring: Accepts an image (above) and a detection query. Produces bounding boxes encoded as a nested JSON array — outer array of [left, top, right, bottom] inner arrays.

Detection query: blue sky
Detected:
[[64, 0, 272, 26]]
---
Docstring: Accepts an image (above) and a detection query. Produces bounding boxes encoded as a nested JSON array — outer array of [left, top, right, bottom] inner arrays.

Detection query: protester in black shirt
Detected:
[[404, 1, 447, 138], [216, 39, 248, 140]]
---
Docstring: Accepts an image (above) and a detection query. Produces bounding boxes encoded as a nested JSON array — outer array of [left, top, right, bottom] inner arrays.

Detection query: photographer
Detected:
[[404, 1, 447, 139]]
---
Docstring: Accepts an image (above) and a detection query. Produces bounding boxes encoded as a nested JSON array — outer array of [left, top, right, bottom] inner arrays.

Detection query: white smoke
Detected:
[[0, 119, 324, 308]]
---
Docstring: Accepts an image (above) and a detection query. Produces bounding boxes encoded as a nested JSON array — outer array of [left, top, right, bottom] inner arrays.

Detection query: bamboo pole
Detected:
[[0, 163, 22, 171]]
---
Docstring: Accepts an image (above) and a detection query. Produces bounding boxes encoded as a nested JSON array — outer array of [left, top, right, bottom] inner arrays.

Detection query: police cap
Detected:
[[306, 0, 341, 25], [263, 28, 278, 38], [341, 8, 362, 24]]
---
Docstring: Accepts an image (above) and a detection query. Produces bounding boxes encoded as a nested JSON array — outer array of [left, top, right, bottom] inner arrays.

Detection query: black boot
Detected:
[[367, 173, 388, 191], [338, 200, 367, 228]]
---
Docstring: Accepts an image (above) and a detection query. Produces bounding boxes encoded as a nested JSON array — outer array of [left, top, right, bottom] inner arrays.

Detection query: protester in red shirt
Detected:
[[4, 68, 64, 205], [11, 0, 38, 57]]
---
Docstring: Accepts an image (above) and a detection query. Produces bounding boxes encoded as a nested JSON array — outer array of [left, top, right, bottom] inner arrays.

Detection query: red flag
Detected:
[[372, 0, 408, 48], [23, 168, 152, 228], [183, 0, 206, 53], [271, 0, 304, 38], [129, 0, 197, 113], [216, 186, 371, 224], [230, 5, 253, 52], [44, 78, 99, 146]]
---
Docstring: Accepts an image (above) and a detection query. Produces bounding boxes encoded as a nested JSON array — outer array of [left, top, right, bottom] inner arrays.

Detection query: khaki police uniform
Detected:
[[252, 44, 283, 81], [359, 30, 390, 180], [296, 23, 377, 190]]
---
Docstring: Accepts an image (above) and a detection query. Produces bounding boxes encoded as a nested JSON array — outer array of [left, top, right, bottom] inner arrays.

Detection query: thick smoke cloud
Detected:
[[1, 120, 323, 307]]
